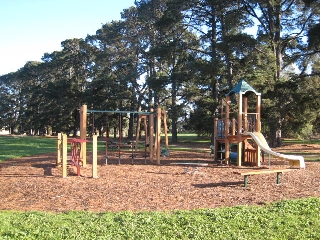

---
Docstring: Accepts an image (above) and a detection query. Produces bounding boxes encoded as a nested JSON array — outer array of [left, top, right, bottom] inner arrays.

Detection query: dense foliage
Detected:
[[1, 0, 319, 143], [0, 197, 319, 239]]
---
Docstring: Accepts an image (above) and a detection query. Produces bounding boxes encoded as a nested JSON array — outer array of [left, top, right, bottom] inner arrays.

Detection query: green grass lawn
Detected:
[[168, 132, 211, 143], [283, 139, 320, 144], [0, 197, 319, 239], [0, 134, 210, 162], [0, 136, 57, 162]]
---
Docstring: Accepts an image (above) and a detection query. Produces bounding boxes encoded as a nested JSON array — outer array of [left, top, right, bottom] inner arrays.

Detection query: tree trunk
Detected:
[[269, 116, 283, 147], [128, 113, 134, 140], [171, 78, 178, 144]]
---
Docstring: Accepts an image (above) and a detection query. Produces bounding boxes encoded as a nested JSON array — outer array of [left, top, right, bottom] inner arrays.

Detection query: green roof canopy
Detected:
[[226, 79, 260, 96]]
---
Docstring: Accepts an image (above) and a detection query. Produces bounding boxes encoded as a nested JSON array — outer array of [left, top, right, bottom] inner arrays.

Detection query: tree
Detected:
[[0, 72, 20, 133], [242, 0, 320, 145], [36, 38, 95, 135], [303, 0, 320, 50], [151, 0, 200, 142], [179, 0, 256, 136], [135, 0, 171, 109]]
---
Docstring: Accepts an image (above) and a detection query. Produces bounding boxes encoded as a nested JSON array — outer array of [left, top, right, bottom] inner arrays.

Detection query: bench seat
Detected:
[[234, 169, 292, 187]]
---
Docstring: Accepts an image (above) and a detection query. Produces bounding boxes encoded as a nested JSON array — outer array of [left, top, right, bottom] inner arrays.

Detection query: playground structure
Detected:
[[57, 105, 169, 177], [56, 80, 305, 179], [213, 79, 305, 169], [57, 133, 94, 178]]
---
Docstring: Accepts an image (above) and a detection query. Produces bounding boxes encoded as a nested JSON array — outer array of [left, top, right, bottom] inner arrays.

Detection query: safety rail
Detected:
[[216, 113, 259, 139], [243, 113, 258, 132], [244, 148, 257, 165], [216, 118, 239, 138]]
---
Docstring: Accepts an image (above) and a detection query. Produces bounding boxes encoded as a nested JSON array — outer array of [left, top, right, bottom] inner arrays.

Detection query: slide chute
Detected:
[[243, 132, 305, 169]]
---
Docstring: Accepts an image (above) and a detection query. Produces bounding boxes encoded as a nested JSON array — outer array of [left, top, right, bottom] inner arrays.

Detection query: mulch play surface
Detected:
[[0, 143, 320, 213]]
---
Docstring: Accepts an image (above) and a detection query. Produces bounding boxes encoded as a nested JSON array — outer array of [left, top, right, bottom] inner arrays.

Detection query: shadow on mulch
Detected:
[[192, 181, 243, 188]]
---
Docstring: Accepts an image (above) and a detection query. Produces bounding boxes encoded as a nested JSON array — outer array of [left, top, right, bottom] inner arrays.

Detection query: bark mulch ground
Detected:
[[0, 143, 319, 213]]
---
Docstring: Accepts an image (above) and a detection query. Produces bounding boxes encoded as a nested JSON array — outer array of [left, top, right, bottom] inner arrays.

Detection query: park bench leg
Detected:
[[276, 172, 282, 185], [244, 175, 249, 187]]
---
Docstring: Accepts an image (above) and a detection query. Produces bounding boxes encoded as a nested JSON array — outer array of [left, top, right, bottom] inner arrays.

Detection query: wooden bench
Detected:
[[234, 169, 292, 187]]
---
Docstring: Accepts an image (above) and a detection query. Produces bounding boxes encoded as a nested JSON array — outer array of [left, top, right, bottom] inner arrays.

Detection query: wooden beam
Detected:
[[225, 96, 230, 165], [57, 133, 62, 166], [149, 109, 154, 161], [80, 104, 87, 167], [156, 107, 162, 164], [162, 110, 168, 149], [135, 115, 142, 150], [62, 134, 68, 178], [237, 94, 243, 166], [243, 96, 248, 132], [256, 94, 261, 132], [214, 118, 218, 161], [92, 135, 98, 178], [143, 116, 148, 153], [256, 94, 261, 166]]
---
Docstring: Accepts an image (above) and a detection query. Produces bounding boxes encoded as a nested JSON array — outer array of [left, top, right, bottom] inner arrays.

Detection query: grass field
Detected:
[[0, 134, 209, 162], [1, 134, 319, 162], [0, 136, 57, 162], [0, 134, 319, 239], [0, 198, 319, 239]]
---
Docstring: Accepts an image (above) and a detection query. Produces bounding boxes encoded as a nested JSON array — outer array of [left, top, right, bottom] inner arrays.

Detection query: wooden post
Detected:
[[225, 96, 230, 165], [256, 94, 261, 167], [135, 115, 148, 152], [149, 110, 154, 161], [80, 105, 87, 167], [243, 97, 248, 132], [92, 135, 98, 178], [135, 115, 142, 150], [256, 94, 261, 132], [214, 118, 218, 161], [162, 110, 169, 149], [225, 97, 230, 135], [143, 116, 148, 151], [156, 107, 162, 164], [62, 134, 68, 178], [237, 93, 243, 166], [232, 118, 236, 135], [57, 133, 62, 166]]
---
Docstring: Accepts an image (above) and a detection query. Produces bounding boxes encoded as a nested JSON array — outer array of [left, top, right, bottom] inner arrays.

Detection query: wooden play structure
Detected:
[[57, 105, 169, 178], [57, 133, 96, 178], [213, 79, 305, 169], [213, 79, 262, 166]]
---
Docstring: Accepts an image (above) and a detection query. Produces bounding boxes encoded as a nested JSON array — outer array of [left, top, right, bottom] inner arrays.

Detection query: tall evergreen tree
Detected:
[[180, 0, 255, 136], [152, 1, 200, 142], [242, 0, 320, 145]]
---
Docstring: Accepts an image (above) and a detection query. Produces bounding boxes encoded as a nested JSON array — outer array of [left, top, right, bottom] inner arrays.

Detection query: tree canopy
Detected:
[[1, 0, 319, 144]]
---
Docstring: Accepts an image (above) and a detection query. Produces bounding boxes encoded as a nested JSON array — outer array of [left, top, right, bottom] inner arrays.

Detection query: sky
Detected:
[[0, 0, 135, 76]]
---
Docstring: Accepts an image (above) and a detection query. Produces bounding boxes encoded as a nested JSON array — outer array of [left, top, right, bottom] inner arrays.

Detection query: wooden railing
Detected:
[[244, 148, 257, 165]]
